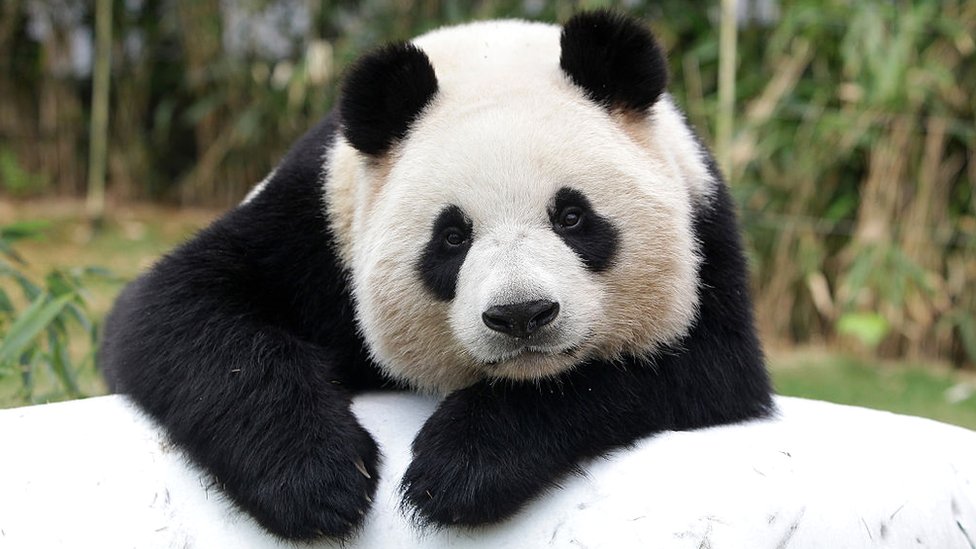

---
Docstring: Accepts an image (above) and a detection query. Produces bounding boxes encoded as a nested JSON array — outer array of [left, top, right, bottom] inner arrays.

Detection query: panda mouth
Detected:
[[480, 342, 582, 366]]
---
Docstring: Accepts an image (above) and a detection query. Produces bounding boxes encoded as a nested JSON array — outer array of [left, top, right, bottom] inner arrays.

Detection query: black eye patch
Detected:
[[549, 187, 619, 272], [417, 205, 473, 301]]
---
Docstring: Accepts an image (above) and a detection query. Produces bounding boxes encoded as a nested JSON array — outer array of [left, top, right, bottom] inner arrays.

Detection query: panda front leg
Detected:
[[400, 362, 647, 527], [401, 345, 773, 527], [400, 376, 588, 527], [102, 275, 379, 541]]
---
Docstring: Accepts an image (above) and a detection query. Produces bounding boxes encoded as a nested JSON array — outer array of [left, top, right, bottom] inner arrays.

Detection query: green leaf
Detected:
[[0, 294, 74, 366], [837, 312, 891, 349], [63, 302, 94, 333], [47, 327, 80, 396], [0, 287, 13, 315], [0, 220, 49, 241], [17, 347, 39, 401], [0, 238, 26, 264], [11, 271, 42, 302], [77, 265, 117, 280]]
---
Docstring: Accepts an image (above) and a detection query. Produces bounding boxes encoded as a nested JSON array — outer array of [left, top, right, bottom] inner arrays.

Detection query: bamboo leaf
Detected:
[[12, 271, 42, 302], [77, 265, 117, 280], [47, 327, 80, 396], [64, 302, 94, 333], [18, 348, 39, 401], [45, 269, 77, 298], [0, 238, 26, 264], [0, 294, 74, 366], [0, 287, 12, 315]]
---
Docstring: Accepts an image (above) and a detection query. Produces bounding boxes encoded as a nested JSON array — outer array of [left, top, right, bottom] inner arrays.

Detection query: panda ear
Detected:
[[560, 10, 669, 114], [339, 43, 439, 156]]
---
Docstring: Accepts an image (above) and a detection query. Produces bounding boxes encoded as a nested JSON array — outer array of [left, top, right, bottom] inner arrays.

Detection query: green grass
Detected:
[[1, 199, 974, 433], [771, 351, 976, 430]]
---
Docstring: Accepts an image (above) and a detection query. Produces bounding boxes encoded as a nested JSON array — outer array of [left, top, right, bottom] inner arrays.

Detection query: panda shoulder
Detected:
[[241, 113, 341, 208]]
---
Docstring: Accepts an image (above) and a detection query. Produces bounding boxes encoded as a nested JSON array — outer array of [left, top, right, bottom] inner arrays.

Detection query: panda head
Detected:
[[328, 11, 715, 393]]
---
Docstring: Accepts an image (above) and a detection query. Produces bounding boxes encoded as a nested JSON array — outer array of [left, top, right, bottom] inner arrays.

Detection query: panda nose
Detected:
[[482, 300, 560, 338]]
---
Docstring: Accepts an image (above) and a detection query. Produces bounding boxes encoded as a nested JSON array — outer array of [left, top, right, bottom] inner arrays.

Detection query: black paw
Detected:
[[400, 412, 558, 528], [233, 423, 381, 541]]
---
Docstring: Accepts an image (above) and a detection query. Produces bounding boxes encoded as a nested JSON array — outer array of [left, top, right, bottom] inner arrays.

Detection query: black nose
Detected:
[[482, 300, 560, 338]]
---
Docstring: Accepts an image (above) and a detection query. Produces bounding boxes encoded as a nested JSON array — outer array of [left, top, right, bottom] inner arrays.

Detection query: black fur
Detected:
[[100, 114, 395, 541], [417, 205, 473, 301], [339, 43, 438, 156], [560, 10, 669, 113], [101, 11, 772, 542], [549, 187, 619, 272]]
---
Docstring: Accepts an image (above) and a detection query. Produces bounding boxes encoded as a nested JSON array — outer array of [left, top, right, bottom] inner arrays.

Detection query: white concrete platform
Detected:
[[0, 393, 974, 548]]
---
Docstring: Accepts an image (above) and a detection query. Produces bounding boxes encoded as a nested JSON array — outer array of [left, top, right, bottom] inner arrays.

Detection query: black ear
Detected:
[[560, 10, 668, 113], [339, 43, 438, 156]]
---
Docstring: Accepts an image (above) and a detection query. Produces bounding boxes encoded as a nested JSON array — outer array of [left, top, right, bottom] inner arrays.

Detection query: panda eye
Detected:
[[557, 206, 584, 229], [443, 228, 467, 247]]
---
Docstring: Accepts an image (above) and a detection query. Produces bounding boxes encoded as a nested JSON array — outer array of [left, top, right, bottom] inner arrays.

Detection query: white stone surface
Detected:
[[0, 394, 974, 548]]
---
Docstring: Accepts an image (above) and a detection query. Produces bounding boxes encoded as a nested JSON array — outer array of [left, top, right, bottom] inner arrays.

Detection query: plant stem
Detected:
[[717, 0, 738, 178], [86, 0, 112, 229]]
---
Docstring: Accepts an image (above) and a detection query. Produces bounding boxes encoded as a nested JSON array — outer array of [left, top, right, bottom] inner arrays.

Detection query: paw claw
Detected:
[[354, 457, 372, 479]]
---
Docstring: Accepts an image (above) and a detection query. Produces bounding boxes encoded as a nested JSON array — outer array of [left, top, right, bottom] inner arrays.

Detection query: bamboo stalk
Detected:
[[86, 0, 112, 227], [716, 0, 738, 178]]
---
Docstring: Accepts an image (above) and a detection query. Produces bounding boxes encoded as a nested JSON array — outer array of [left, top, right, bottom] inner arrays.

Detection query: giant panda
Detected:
[[100, 10, 774, 542]]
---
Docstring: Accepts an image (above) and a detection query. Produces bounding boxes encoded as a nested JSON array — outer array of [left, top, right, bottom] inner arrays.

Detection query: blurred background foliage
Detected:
[[0, 221, 114, 403], [0, 0, 974, 421]]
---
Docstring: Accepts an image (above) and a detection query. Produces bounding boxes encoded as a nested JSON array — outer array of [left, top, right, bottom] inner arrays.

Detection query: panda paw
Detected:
[[238, 422, 381, 541], [400, 398, 560, 528], [400, 433, 555, 528]]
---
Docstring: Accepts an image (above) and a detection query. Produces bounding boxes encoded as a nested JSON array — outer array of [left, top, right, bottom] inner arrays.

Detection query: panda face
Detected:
[[441, 182, 615, 375], [327, 20, 712, 393]]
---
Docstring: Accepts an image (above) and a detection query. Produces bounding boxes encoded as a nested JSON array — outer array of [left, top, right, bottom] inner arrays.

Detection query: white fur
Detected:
[[324, 20, 717, 393]]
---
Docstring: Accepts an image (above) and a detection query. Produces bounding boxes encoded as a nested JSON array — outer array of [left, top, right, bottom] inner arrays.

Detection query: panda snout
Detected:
[[482, 300, 560, 339]]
